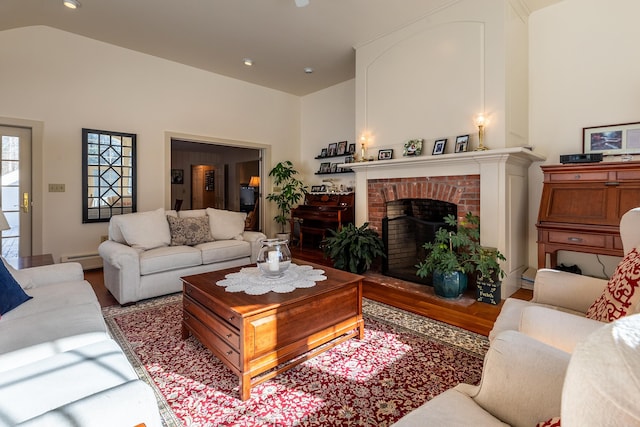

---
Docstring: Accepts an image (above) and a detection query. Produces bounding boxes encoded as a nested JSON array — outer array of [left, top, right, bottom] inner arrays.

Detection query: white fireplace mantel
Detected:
[[346, 147, 546, 298]]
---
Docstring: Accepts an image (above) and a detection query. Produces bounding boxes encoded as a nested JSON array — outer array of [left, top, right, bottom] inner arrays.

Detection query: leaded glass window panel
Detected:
[[82, 128, 136, 223]]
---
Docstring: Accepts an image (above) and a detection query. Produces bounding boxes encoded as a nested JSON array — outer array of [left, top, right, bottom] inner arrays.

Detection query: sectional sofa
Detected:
[[99, 207, 267, 305], [0, 259, 161, 426]]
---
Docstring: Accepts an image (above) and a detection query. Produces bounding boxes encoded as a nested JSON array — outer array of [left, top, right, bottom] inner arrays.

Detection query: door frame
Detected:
[[164, 131, 271, 233], [0, 116, 44, 255]]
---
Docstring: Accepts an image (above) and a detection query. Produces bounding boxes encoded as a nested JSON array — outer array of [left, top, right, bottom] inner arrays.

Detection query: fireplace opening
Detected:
[[382, 199, 457, 285]]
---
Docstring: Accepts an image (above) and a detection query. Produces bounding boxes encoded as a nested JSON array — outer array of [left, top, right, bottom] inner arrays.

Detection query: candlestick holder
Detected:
[[474, 114, 489, 151]]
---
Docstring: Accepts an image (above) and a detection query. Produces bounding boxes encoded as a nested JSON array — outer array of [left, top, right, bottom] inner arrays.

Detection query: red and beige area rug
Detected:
[[103, 295, 488, 426]]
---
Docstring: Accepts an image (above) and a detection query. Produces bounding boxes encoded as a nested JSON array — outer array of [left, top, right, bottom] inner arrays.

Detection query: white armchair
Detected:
[[392, 330, 570, 427], [393, 314, 640, 427], [490, 207, 640, 353]]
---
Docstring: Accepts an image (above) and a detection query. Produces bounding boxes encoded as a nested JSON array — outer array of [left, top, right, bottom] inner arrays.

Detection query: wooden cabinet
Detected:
[[536, 161, 640, 268]]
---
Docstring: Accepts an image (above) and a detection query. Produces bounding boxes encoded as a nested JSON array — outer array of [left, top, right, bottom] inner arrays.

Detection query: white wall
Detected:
[[528, 0, 640, 277], [0, 26, 300, 260], [355, 0, 529, 157], [300, 79, 356, 191]]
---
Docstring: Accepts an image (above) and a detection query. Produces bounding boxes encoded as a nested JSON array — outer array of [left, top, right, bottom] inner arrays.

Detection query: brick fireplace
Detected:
[[347, 148, 544, 298], [366, 175, 480, 234]]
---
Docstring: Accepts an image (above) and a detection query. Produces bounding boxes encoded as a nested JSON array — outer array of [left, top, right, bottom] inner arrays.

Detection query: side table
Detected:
[[6, 254, 54, 270]]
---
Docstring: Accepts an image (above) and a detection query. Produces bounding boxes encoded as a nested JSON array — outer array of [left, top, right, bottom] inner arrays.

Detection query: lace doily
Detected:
[[216, 263, 327, 295]]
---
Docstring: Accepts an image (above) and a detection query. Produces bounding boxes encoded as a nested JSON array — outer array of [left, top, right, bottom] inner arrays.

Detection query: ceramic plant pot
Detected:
[[433, 270, 468, 299]]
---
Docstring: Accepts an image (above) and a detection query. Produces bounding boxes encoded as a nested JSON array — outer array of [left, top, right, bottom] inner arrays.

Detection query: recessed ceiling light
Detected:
[[295, 0, 309, 7], [243, 58, 253, 67], [304, 67, 314, 74], [63, 0, 81, 9]]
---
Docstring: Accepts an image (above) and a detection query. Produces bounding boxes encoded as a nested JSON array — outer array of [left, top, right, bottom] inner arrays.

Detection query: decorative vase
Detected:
[[433, 270, 467, 299], [256, 238, 292, 278]]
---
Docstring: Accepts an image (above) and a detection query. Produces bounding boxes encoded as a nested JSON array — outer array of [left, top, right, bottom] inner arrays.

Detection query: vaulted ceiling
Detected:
[[2, 0, 563, 96]]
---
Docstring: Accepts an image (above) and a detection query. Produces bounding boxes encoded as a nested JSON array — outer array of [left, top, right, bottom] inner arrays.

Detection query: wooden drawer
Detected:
[[547, 171, 609, 182], [184, 295, 240, 349], [548, 231, 607, 249], [183, 312, 241, 369], [184, 282, 242, 329]]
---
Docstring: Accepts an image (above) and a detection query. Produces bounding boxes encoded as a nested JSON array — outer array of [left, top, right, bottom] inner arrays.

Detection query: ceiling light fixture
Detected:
[[295, 0, 309, 7], [303, 67, 314, 74], [243, 58, 253, 67], [63, 0, 81, 9]]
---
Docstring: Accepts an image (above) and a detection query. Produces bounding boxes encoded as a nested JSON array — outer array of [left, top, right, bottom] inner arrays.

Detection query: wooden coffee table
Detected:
[[181, 260, 364, 400]]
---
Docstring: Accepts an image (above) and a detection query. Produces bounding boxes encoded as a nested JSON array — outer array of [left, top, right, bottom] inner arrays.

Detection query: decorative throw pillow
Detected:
[[117, 208, 171, 250], [536, 417, 561, 427], [167, 216, 214, 246], [0, 259, 32, 317], [206, 208, 246, 240], [586, 247, 640, 322]]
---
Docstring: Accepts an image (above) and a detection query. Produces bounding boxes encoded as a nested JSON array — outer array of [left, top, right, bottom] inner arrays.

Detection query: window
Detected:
[[82, 128, 136, 223]]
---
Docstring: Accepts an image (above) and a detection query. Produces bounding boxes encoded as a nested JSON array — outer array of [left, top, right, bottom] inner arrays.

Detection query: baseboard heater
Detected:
[[60, 253, 103, 270]]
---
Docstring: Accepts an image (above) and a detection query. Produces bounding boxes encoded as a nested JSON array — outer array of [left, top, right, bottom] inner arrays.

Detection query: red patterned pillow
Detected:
[[537, 417, 561, 427], [586, 247, 640, 322]]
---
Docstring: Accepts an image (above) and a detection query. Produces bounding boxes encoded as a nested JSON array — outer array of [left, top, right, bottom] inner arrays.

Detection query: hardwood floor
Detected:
[[87, 246, 532, 337]]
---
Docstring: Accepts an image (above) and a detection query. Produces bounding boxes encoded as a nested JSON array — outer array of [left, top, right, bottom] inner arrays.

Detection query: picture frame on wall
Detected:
[[455, 135, 469, 153], [320, 148, 328, 157], [432, 139, 447, 155], [327, 142, 338, 157], [171, 169, 184, 184], [337, 141, 347, 156], [583, 122, 640, 155], [378, 149, 393, 160], [348, 143, 356, 154]]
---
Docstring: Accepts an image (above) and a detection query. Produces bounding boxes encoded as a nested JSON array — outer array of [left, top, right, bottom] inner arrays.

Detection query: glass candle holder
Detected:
[[256, 238, 292, 278]]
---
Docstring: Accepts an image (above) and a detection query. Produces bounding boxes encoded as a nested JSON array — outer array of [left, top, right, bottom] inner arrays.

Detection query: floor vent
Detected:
[[60, 253, 103, 270]]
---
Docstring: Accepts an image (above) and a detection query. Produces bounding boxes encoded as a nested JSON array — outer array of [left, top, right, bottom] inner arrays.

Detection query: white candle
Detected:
[[268, 251, 279, 271]]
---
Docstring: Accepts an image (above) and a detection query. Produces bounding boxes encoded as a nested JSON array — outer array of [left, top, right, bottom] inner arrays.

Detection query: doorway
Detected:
[[0, 125, 32, 258], [170, 139, 262, 219], [191, 165, 217, 209]]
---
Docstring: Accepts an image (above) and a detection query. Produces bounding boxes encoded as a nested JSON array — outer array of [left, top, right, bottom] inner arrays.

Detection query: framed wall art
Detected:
[[432, 139, 447, 155], [378, 149, 393, 160], [455, 135, 469, 153], [583, 122, 640, 155], [327, 142, 338, 156], [403, 139, 423, 156], [348, 143, 356, 154], [171, 169, 184, 184]]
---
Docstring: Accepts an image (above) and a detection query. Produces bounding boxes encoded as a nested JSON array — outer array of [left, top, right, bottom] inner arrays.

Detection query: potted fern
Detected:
[[323, 223, 386, 274], [265, 161, 307, 239], [416, 212, 507, 300], [416, 212, 480, 299]]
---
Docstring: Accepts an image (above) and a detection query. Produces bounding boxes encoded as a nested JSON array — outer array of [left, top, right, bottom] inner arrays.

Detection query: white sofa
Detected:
[[0, 260, 161, 427], [392, 314, 640, 427], [99, 207, 267, 305]]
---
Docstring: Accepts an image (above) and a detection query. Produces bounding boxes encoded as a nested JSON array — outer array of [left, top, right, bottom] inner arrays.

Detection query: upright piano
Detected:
[[290, 192, 355, 248]]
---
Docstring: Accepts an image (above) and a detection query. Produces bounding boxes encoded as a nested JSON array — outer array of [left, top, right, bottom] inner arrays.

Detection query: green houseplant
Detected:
[[323, 222, 386, 274], [416, 212, 499, 299], [265, 161, 307, 235]]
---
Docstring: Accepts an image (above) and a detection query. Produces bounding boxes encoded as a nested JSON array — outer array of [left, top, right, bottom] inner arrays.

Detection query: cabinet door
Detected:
[[539, 183, 612, 225], [617, 184, 640, 221]]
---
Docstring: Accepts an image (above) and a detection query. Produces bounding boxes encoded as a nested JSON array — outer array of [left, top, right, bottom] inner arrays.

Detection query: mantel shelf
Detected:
[[341, 147, 545, 171]]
